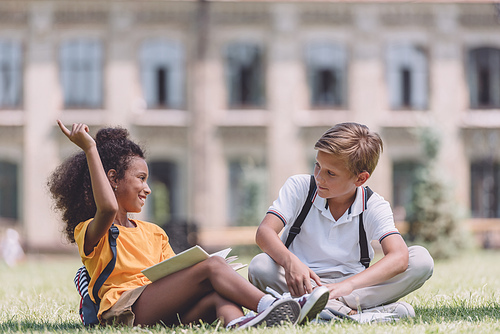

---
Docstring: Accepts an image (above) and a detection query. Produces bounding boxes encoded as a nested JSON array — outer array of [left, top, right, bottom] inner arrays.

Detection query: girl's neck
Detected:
[[114, 215, 135, 228]]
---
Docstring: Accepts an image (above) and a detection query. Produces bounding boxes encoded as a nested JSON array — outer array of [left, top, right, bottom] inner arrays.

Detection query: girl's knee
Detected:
[[203, 256, 229, 274]]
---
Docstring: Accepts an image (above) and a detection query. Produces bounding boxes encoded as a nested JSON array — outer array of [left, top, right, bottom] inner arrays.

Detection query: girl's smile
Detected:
[[139, 195, 147, 206], [115, 157, 151, 214]]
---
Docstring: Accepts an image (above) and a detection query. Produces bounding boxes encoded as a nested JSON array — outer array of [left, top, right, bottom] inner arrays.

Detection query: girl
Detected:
[[48, 121, 328, 329]]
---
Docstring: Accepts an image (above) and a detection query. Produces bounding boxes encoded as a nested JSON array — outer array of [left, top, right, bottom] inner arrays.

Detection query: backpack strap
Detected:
[[285, 175, 316, 248], [284, 179, 374, 270], [359, 186, 374, 269], [91, 225, 119, 304]]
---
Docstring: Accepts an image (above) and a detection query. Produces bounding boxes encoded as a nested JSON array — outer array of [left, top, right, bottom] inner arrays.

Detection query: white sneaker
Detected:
[[363, 301, 415, 318], [226, 298, 300, 330], [318, 307, 355, 321], [266, 286, 330, 324], [317, 301, 414, 324]]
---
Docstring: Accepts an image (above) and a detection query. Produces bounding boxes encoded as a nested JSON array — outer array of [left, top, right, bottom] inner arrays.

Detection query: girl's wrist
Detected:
[[83, 143, 98, 155]]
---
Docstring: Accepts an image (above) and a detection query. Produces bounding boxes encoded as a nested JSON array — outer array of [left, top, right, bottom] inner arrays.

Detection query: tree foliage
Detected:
[[405, 128, 472, 259]]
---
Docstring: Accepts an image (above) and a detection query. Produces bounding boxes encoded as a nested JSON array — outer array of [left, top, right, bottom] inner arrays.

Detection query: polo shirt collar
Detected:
[[349, 186, 367, 217], [312, 186, 366, 219]]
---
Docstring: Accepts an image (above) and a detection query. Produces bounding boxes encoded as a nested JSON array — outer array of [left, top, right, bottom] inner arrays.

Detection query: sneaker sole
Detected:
[[238, 299, 301, 329], [299, 287, 330, 324]]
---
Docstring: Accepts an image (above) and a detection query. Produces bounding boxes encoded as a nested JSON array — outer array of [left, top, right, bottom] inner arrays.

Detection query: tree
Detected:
[[406, 128, 472, 259]]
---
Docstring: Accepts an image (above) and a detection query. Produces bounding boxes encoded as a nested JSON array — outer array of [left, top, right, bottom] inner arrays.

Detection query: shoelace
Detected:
[[265, 286, 291, 299], [265, 286, 310, 302]]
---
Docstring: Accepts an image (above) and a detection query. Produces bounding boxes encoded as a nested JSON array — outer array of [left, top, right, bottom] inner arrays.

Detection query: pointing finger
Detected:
[[57, 120, 71, 137]]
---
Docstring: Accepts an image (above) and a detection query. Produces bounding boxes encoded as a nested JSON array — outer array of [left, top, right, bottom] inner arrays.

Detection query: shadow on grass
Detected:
[[417, 304, 500, 322], [0, 320, 83, 332], [0, 320, 217, 332]]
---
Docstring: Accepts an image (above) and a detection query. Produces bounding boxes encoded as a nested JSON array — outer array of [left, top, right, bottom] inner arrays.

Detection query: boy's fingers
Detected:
[[310, 270, 322, 286], [304, 283, 311, 294], [293, 281, 306, 296]]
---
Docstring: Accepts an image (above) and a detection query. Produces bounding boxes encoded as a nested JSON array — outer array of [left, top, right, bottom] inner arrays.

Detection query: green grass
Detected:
[[1, 250, 500, 333]]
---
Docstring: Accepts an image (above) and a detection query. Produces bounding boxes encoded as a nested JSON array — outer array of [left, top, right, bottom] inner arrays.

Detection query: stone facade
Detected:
[[0, 1, 499, 251]]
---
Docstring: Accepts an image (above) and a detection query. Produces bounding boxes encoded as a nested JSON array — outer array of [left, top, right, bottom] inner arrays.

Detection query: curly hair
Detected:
[[48, 127, 145, 243]]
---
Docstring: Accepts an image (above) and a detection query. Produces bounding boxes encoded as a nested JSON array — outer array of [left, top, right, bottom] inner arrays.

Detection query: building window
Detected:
[[140, 40, 185, 109], [471, 161, 500, 218], [148, 161, 179, 225], [0, 41, 22, 109], [386, 44, 428, 110], [468, 47, 500, 109], [228, 159, 267, 226], [392, 161, 421, 221], [60, 39, 103, 109], [305, 42, 347, 108], [0, 161, 18, 221], [225, 42, 265, 108]]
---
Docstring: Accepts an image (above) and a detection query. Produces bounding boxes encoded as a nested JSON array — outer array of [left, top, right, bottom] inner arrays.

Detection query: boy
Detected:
[[248, 123, 433, 318]]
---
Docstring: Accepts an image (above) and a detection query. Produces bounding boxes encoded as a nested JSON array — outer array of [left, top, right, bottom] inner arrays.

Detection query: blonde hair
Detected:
[[314, 122, 383, 176]]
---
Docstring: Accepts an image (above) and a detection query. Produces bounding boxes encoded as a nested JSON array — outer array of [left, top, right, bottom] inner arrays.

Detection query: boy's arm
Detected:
[[256, 213, 322, 296], [57, 121, 118, 255], [326, 233, 409, 299]]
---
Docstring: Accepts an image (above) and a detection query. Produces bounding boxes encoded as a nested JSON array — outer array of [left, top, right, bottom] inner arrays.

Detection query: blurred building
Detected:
[[0, 0, 500, 252]]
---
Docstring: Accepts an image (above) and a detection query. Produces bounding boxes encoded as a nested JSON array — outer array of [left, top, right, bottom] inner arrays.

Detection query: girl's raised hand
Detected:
[[57, 120, 96, 152]]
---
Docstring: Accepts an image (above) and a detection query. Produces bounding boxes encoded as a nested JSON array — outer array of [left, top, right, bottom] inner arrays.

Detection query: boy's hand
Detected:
[[325, 280, 355, 300], [57, 120, 96, 152], [284, 255, 322, 296]]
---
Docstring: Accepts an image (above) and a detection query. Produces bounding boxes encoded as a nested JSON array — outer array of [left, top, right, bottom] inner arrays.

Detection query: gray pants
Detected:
[[248, 245, 434, 314]]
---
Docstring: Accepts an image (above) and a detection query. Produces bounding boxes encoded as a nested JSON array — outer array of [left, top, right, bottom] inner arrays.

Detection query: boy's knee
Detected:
[[408, 245, 434, 280], [248, 253, 280, 286], [248, 253, 273, 279]]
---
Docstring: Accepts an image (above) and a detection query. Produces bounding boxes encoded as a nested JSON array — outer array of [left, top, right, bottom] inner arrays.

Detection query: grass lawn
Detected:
[[0, 249, 499, 333]]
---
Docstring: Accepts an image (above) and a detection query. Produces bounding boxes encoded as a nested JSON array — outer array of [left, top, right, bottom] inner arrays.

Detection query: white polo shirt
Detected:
[[268, 174, 400, 277]]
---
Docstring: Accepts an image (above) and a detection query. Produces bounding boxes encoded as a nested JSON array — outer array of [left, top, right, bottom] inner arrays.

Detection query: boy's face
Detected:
[[314, 150, 366, 202]]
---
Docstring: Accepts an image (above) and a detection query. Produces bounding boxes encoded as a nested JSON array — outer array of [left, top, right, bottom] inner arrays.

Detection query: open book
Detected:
[[141, 245, 247, 282]]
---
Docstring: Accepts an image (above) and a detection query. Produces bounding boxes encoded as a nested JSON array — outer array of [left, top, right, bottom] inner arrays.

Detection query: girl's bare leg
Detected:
[[179, 292, 244, 326], [132, 256, 266, 326]]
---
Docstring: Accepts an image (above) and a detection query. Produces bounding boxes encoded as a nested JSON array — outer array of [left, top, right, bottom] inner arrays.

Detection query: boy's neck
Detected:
[[327, 189, 358, 221]]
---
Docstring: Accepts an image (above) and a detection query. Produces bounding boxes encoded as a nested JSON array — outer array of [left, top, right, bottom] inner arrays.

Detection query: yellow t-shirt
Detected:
[[74, 219, 176, 318]]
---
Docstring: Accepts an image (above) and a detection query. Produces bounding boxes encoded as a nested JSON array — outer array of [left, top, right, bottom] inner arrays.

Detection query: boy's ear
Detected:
[[355, 171, 370, 186]]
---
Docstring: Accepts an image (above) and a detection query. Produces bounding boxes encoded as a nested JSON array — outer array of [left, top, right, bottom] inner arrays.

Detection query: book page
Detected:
[[141, 245, 210, 282], [210, 248, 232, 258]]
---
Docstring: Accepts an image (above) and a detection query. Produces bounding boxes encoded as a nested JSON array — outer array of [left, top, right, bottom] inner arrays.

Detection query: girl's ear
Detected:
[[355, 171, 370, 186], [107, 169, 118, 187]]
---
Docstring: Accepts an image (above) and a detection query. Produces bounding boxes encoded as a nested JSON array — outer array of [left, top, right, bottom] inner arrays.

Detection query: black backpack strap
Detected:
[[91, 225, 119, 304], [285, 175, 316, 248], [359, 187, 373, 269]]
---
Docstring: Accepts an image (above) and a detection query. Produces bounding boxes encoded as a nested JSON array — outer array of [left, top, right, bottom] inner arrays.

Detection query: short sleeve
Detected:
[[267, 174, 311, 226], [161, 231, 176, 261], [363, 193, 400, 243], [74, 219, 107, 259]]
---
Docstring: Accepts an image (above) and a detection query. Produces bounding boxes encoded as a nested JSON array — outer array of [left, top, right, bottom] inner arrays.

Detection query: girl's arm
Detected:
[[255, 214, 322, 296], [57, 120, 118, 255], [325, 233, 409, 300]]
